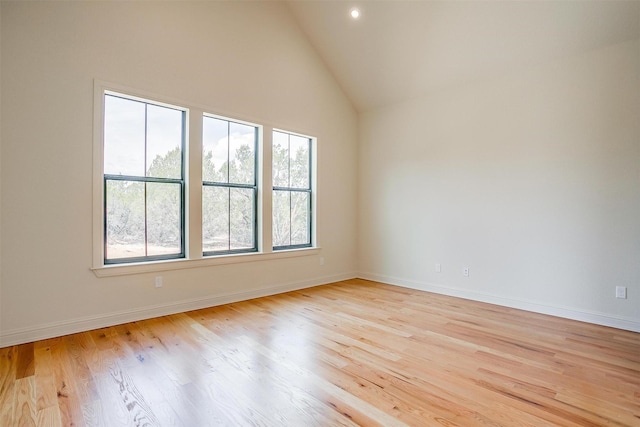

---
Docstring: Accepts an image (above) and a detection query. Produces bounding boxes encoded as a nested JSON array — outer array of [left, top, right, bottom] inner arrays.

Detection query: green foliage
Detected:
[[148, 147, 182, 179], [106, 148, 182, 258], [272, 141, 310, 247], [106, 134, 311, 259], [106, 181, 144, 247], [203, 142, 255, 252]]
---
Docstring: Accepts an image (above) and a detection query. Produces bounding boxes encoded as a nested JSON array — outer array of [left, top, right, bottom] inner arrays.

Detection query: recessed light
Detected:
[[350, 8, 360, 19]]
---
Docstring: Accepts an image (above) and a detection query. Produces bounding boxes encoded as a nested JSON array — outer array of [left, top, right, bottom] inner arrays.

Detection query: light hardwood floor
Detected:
[[1, 279, 639, 426]]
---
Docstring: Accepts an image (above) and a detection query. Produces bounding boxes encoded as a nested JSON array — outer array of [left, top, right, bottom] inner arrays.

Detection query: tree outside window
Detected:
[[272, 130, 312, 249], [103, 94, 185, 263]]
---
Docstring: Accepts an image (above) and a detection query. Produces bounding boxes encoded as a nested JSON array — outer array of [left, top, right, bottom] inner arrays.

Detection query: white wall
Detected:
[[359, 39, 640, 331], [0, 1, 358, 345]]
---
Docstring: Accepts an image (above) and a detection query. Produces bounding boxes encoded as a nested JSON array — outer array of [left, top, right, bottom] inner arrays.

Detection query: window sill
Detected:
[[91, 247, 321, 278]]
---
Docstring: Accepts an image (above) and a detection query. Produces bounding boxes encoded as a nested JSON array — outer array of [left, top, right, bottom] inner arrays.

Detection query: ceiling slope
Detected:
[[288, 0, 640, 112]]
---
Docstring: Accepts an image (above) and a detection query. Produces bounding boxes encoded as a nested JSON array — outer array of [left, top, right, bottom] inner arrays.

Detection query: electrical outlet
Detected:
[[155, 276, 163, 288], [435, 263, 441, 273], [615, 286, 626, 299], [463, 267, 469, 277], [319, 257, 325, 266]]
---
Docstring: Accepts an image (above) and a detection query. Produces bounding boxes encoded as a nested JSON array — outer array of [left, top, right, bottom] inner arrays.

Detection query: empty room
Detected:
[[0, 0, 639, 426]]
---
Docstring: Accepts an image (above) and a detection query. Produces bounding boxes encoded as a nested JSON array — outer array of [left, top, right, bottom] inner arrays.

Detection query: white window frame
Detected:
[[91, 80, 319, 277]]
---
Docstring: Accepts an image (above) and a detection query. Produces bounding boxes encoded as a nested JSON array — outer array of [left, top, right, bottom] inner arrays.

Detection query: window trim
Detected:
[[92, 246, 321, 277]]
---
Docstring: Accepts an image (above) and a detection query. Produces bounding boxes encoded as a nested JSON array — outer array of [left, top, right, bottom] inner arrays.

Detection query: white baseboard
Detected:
[[0, 272, 357, 347], [4, 271, 636, 347], [359, 272, 640, 333]]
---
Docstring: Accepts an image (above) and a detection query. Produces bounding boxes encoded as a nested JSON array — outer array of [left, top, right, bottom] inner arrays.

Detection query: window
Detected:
[[202, 116, 258, 255], [103, 93, 185, 263], [95, 82, 319, 273], [272, 130, 312, 249]]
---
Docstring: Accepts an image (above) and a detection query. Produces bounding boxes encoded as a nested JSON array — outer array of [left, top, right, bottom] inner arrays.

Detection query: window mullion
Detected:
[[288, 190, 292, 247], [105, 174, 182, 184], [144, 182, 148, 257], [144, 105, 149, 257], [204, 181, 255, 190], [227, 121, 231, 252], [261, 127, 273, 253], [227, 121, 231, 183], [288, 134, 292, 247], [189, 109, 203, 260]]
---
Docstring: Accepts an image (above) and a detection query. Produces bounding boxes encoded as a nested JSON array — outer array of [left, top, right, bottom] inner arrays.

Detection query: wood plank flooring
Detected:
[[1, 279, 639, 426]]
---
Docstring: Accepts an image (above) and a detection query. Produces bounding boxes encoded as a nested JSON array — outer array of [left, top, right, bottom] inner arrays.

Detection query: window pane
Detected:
[[104, 96, 145, 176], [147, 104, 183, 179], [272, 131, 289, 187], [203, 116, 229, 183], [229, 122, 255, 185], [290, 135, 310, 189], [291, 191, 310, 246], [147, 182, 181, 256], [105, 180, 145, 259], [230, 188, 254, 250], [272, 190, 290, 247], [203, 116, 257, 256], [202, 186, 230, 252]]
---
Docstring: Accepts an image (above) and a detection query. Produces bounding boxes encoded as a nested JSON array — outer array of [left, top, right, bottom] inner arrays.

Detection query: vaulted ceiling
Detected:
[[287, 1, 640, 112]]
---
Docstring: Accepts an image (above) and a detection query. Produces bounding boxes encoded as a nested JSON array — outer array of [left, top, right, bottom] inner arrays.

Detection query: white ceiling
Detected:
[[287, 0, 640, 112]]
